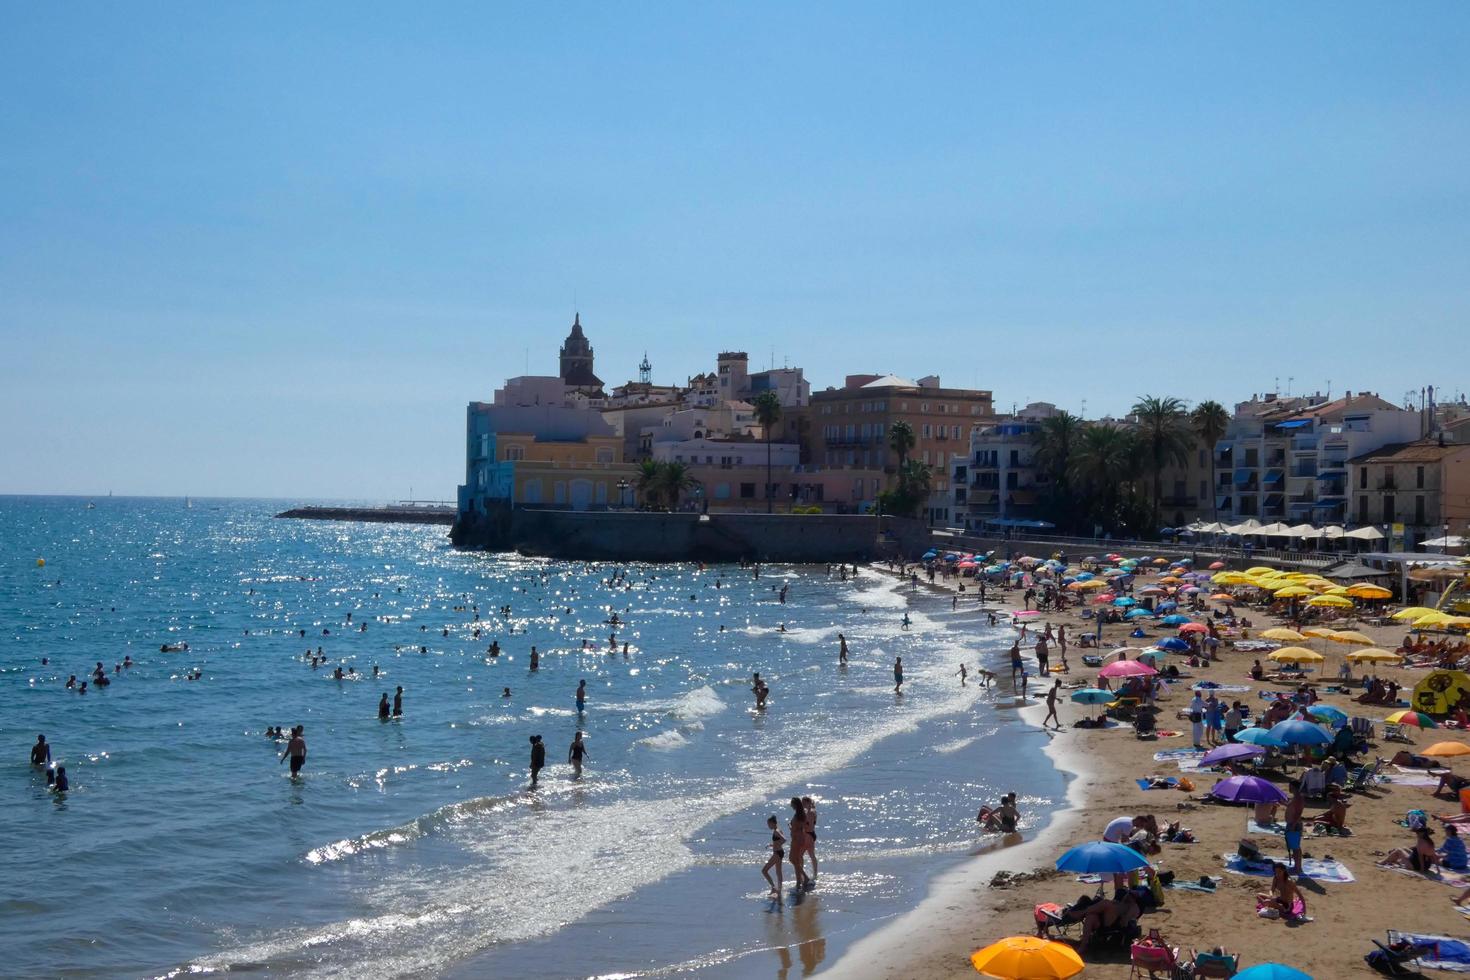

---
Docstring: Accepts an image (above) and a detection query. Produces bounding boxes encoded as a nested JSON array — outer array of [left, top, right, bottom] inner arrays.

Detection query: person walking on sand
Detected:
[[568, 730, 587, 777], [802, 796, 819, 884], [1283, 779, 1305, 875], [762, 815, 786, 901], [838, 633, 848, 664], [1009, 640, 1024, 684], [1044, 679, 1063, 730], [788, 797, 812, 890], [893, 657, 904, 694], [529, 735, 546, 787], [279, 725, 307, 777], [1035, 634, 1050, 675]]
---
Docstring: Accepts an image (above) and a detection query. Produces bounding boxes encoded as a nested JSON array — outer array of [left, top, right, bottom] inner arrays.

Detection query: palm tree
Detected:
[[1131, 395, 1194, 536], [655, 461, 700, 511], [899, 459, 932, 501], [634, 459, 662, 509], [1032, 412, 1081, 530], [1069, 425, 1139, 535], [888, 419, 916, 469], [752, 391, 782, 514], [1191, 400, 1230, 521]]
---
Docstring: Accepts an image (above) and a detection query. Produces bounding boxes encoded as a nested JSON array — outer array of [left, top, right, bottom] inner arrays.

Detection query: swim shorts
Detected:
[[1284, 828, 1302, 852]]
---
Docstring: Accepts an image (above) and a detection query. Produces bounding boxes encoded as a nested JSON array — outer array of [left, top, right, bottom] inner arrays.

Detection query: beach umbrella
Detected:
[[1246, 566, 1276, 575], [1211, 775, 1289, 804], [1392, 606, 1440, 621], [1178, 622, 1208, 634], [1210, 592, 1235, 601], [1269, 719, 1333, 747], [1301, 627, 1338, 641], [1075, 571, 1095, 581], [1054, 841, 1150, 874], [1201, 743, 1266, 766], [1112, 596, 1137, 606], [1209, 561, 1227, 570], [1346, 648, 1403, 664], [1384, 710, 1438, 729], [1306, 705, 1348, 728], [1233, 965, 1312, 980], [1327, 630, 1373, 646], [969, 936, 1084, 980], [1273, 585, 1314, 598], [1423, 742, 1470, 758], [1155, 600, 1178, 611], [1125, 608, 1153, 620], [1098, 659, 1158, 679], [1070, 689, 1115, 705], [1413, 612, 1457, 629], [1139, 586, 1166, 596], [1234, 727, 1286, 748], [1307, 594, 1354, 609], [1162, 614, 1191, 625], [1156, 637, 1190, 652], [1261, 627, 1306, 642], [1268, 647, 1323, 664]]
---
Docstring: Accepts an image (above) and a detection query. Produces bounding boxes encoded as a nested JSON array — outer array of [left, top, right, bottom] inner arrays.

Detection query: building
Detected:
[[558, 314, 604, 396], [683, 462, 887, 513], [955, 405, 1060, 530], [797, 374, 994, 524], [1349, 438, 1470, 549], [1214, 391, 1422, 525]]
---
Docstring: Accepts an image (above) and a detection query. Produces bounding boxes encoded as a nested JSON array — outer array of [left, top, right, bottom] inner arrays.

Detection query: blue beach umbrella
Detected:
[[1055, 841, 1150, 875], [1234, 727, 1287, 748], [1161, 614, 1190, 625], [1157, 637, 1190, 652], [1126, 608, 1153, 619], [1156, 600, 1178, 611], [1269, 719, 1333, 747], [1307, 705, 1348, 728], [1234, 965, 1313, 980], [1076, 571, 1095, 581], [922, 549, 939, 559], [1070, 689, 1115, 705], [1113, 597, 1137, 607]]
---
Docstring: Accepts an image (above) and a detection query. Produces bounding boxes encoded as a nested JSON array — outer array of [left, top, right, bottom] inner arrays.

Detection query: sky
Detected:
[[2, 3, 1468, 499]]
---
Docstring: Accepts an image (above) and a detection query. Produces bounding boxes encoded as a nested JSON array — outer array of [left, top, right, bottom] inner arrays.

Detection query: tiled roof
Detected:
[[1350, 439, 1469, 464]]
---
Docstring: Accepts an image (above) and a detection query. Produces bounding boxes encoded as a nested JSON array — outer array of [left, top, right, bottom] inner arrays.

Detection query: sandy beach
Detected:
[[827, 561, 1470, 978]]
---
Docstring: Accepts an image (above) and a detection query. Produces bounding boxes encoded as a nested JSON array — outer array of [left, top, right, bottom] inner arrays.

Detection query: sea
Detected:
[[0, 496, 1066, 979]]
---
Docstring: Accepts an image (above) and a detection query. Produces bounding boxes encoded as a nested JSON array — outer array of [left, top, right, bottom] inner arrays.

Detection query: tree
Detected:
[[1032, 411, 1082, 531], [654, 461, 700, 511], [888, 419, 916, 469], [1069, 425, 1141, 536], [1191, 400, 1230, 522], [634, 459, 662, 509], [1131, 395, 1194, 536], [752, 390, 783, 514], [877, 460, 931, 518]]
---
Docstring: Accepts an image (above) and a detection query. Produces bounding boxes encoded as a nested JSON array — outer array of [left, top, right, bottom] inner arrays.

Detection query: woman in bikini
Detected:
[[802, 796, 819, 884], [762, 815, 786, 900], [788, 796, 811, 890]]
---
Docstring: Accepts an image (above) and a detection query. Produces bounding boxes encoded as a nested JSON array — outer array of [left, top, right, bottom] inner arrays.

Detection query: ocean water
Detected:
[[0, 497, 1064, 979]]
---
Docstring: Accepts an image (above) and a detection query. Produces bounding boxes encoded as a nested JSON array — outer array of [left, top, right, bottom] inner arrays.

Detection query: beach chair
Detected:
[[1300, 768, 1328, 799], [1128, 939, 1179, 979], [1189, 949, 1240, 978], [1383, 723, 1413, 744], [1350, 716, 1376, 742], [1346, 758, 1385, 792], [1366, 933, 1437, 976]]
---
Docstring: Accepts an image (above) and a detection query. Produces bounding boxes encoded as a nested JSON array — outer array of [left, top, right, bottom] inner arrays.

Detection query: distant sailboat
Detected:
[[86, 501, 96, 509], [185, 496, 193, 509]]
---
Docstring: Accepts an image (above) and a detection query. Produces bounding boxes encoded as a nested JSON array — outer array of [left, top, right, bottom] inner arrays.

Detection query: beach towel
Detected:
[[1378, 862, 1470, 889], [1222, 853, 1355, 883], [1166, 877, 1220, 893], [1395, 763, 1452, 776], [1387, 931, 1470, 973], [1152, 748, 1204, 763], [1383, 771, 1442, 788], [1193, 683, 1251, 693], [1248, 820, 1285, 836]]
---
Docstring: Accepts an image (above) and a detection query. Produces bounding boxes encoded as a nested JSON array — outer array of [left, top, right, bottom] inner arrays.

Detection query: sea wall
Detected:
[[451, 507, 929, 562], [277, 506, 455, 526]]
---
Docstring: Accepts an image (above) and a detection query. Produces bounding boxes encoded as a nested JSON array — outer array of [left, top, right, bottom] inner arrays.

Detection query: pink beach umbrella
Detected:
[[1178, 623, 1209, 634], [1098, 660, 1158, 679]]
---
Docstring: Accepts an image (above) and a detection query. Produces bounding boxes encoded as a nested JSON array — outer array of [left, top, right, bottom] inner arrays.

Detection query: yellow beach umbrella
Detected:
[[1414, 612, 1457, 628], [1422, 742, 1470, 759], [1274, 585, 1315, 598], [1328, 630, 1374, 646], [1246, 566, 1276, 575], [970, 936, 1084, 980], [1270, 647, 1325, 663], [1347, 648, 1404, 664], [1301, 628, 1339, 642], [1261, 627, 1307, 642], [1347, 584, 1393, 600], [1307, 594, 1355, 609], [1213, 572, 1252, 585], [1393, 607, 1441, 621], [1321, 585, 1351, 595]]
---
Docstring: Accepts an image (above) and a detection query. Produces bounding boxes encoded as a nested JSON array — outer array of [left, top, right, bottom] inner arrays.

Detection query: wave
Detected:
[[668, 685, 726, 721], [634, 730, 689, 751]]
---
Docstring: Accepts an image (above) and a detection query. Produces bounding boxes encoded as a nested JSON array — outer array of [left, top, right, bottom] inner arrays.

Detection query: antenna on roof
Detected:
[[1287, 375, 1294, 397]]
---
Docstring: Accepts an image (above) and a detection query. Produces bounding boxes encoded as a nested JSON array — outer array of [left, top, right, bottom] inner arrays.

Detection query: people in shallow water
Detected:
[[30, 734, 50, 767], [393, 686, 403, 716], [568, 730, 587, 776], [575, 680, 587, 713], [378, 693, 390, 719], [502, 687, 512, 698], [52, 766, 69, 792]]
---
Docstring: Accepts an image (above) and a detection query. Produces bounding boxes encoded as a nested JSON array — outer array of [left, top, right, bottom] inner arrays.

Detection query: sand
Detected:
[[826, 563, 1470, 978]]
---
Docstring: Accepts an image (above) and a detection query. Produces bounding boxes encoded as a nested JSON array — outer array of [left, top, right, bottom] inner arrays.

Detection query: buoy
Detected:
[[36, 558, 45, 567]]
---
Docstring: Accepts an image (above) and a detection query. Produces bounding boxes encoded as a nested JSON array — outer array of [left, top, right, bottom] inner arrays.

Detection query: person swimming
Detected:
[[53, 766, 69, 792], [502, 687, 512, 698]]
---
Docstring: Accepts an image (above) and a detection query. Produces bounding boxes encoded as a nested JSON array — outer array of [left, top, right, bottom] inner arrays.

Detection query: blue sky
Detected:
[[3, 3, 1467, 498]]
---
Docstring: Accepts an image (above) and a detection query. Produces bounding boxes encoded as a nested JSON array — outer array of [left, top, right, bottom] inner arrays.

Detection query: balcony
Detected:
[[1377, 478, 1398, 491], [1160, 495, 1198, 507]]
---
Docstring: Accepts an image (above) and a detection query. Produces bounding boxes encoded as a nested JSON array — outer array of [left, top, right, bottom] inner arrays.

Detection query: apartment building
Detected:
[[1349, 438, 1470, 549]]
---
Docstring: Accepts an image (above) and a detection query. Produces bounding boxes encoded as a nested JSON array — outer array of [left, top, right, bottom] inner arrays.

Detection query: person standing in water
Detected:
[[279, 726, 307, 777], [801, 796, 819, 884], [378, 693, 390, 719], [1044, 679, 1063, 730], [529, 647, 539, 671], [575, 680, 587, 714], [529, 735, 546, 787], [392, 686, 403, 717], [893, 657, 904, 694], [30, 734, 50, 767], [762, 815, 786, 901], [788, 797, 812, 890], [568, 731, 587, 777], [838, 633, 848, 664], [957, 663, 968, 685]]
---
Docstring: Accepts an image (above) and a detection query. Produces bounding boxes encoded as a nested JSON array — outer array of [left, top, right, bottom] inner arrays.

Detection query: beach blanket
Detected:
[[1137, 777, 1180, 790], [1395, 763, 1452, 776], [1153, 748, 1204, 763], [1378, 862, 1470, 889], [1166, 876, 1221, 893], [1384, 771, 1443, 788], [1192, 683, 1251, 693], [1386, 931, 1470, 973], [1248, 819, 1286, 836], [1222, 853, 1355, 883]]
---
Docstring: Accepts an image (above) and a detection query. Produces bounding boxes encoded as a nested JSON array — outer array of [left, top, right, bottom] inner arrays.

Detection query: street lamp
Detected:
[[616, 479, 630, 510]]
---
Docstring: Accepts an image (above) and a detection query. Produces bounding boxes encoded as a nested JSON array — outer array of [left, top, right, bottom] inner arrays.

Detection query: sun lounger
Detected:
[[1383, 723, 1413, 744], [1189, 949, 1240, 977], [1350, 716, 1376, 741], [1382, 931, 1468, 974]]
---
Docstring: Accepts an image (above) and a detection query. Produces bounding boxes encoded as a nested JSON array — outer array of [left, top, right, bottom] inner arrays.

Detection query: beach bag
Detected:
[[1189, 710, 1203, 724], [1406, 809, 1428, 830], [1237, 838, 1263, 862]]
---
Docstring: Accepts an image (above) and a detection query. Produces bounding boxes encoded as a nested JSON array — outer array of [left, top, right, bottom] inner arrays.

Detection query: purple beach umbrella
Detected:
[[1200, 743, 1266, 767], [1210, 774, 1288, 804]]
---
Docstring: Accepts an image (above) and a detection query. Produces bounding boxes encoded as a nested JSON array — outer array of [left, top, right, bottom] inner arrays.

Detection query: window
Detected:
[[595, 448, 613, 464], [922, 424, 932, 438], [951, 425, 961, 439], [1358, 497, 1369, 523], [1359, 468, 1367, 489], [740, 483, 756, 499], [1415, 495, 1426, 524], [505, 445, 524, 461], [921, 403, 930, 412], [1009, 449, 1019, 466], [1383, 494, 1395, 523], [1417, 466, 1425, 489], [922, 451, 930, 464]]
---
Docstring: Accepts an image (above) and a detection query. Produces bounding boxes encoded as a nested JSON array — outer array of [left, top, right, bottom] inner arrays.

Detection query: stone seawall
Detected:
[[277, 506, 456, 526], [451, 508, 930, 563]]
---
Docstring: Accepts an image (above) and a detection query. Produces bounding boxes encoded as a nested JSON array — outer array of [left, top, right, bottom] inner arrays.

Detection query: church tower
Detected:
[[638, 351, 652, 385], [558, 313, 604, 392]]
